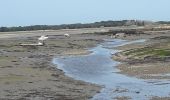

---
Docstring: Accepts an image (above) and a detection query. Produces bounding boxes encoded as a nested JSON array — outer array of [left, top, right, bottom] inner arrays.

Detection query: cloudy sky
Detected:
[[0, 0, 169, 26]]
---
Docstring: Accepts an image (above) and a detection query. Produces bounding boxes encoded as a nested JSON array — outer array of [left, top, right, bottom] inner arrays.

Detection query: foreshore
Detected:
[[112, 30, 170, 80], [0, 30, 108, 99], [111, 30, 170, 99], [1, 27, 170, 99]]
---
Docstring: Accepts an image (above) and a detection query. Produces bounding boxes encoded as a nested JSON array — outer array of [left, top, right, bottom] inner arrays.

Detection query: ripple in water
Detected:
[[53, 39, 170, 100]]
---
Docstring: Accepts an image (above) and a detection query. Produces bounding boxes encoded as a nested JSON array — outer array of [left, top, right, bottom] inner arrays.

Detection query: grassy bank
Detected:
[[112, 35, 170, 80], [120, 36, 170, 60]]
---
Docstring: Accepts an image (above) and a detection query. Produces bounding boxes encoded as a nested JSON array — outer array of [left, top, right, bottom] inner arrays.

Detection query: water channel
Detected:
[[53, 39, 170, 100]]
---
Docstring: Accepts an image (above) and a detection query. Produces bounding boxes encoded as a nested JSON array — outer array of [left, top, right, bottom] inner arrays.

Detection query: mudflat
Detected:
[[111, 30, 170, 99], [1, 27, 170, 99], [0, 29, 109, 99], [113, 30, 170, 79]]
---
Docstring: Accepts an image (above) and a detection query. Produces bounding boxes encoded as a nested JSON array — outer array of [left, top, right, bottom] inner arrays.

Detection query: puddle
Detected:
[[53, 39, 170, 100]]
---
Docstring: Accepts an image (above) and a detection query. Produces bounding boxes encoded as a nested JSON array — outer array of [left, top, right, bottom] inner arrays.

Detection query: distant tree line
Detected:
[[156, 21, 170, 24], [0, 20, 151, 32]]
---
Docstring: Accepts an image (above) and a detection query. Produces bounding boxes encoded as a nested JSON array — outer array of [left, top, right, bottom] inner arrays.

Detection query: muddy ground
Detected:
[[111, 30, 170, 100], [113, 30, 170, 79], [1, 27, 170, 100], [0, 32, 110, 100]]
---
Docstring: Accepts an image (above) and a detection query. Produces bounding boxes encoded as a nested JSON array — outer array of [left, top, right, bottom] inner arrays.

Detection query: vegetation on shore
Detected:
[[112, 35, 170, 80], [120, 36, 170, 60], [0, 20, 151, 32]]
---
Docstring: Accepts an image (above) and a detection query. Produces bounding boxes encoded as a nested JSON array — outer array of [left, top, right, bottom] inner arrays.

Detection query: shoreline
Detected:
[[112, 30, 170, 80], [1, 28, 170, 99], [109, 31, 170, 99], [0, 32, 106, 99]]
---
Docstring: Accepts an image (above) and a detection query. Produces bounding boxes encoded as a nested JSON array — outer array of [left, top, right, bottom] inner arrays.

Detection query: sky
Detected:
[[0, 0, 170, 27]]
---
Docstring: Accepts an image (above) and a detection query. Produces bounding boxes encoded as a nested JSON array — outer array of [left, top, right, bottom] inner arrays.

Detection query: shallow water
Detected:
[[53, 39, 170, 100]]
